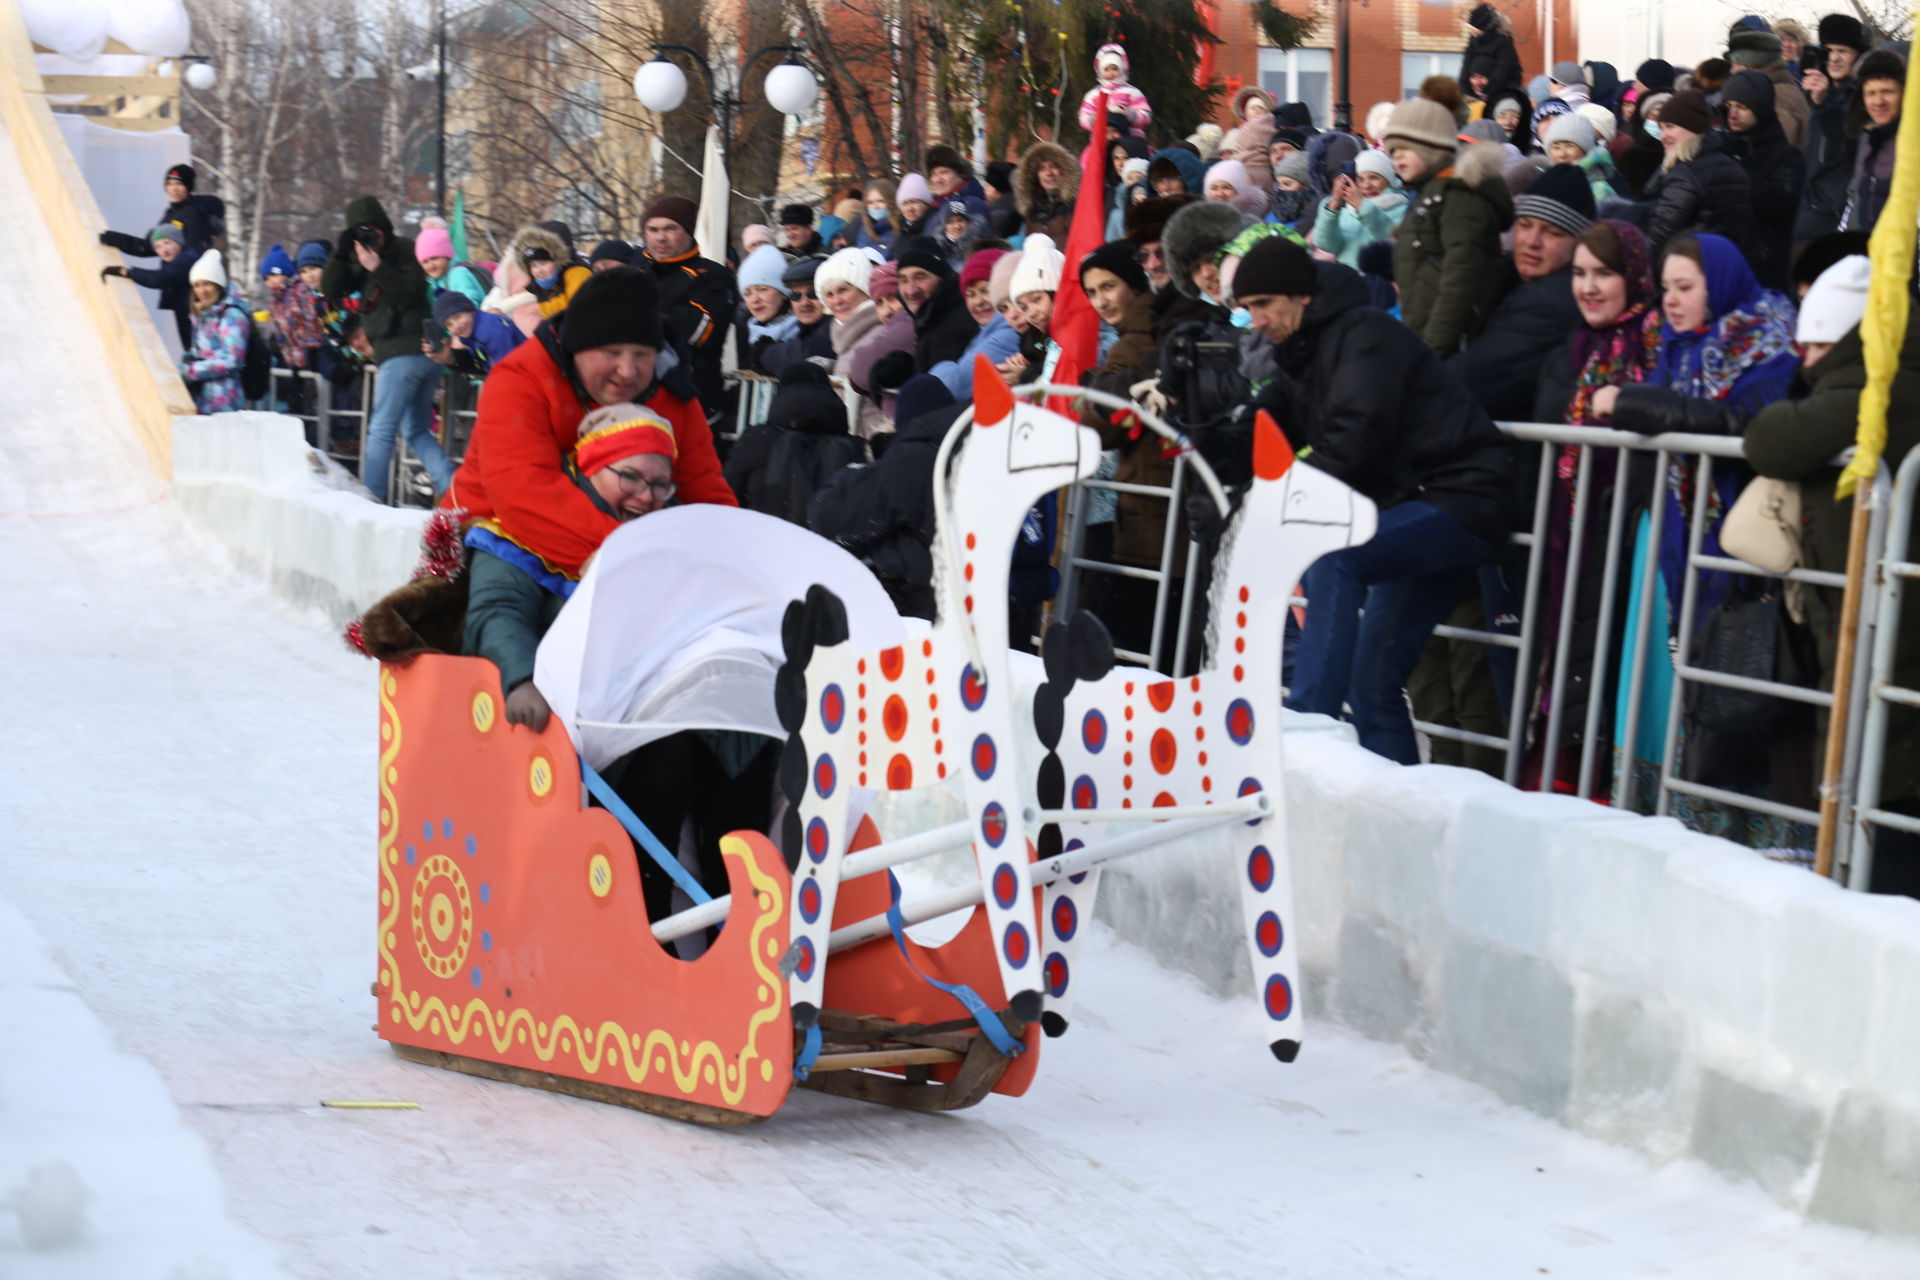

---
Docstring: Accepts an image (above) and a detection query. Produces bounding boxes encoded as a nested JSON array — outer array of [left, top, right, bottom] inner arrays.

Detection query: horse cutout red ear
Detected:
[[974, 354, 1012, 427], [1253, 409, 1294, 481]]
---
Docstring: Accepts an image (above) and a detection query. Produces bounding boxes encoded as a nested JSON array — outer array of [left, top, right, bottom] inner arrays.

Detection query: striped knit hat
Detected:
[[574, 404, 677, 472]]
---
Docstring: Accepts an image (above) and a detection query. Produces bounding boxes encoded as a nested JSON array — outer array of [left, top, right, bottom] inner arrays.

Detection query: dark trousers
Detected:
[[602, 732, 777, 924], [1291, 501, 1492, 765]]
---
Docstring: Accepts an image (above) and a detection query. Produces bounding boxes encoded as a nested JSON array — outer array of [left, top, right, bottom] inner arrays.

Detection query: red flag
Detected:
[[1045, 91, 1110, 415]]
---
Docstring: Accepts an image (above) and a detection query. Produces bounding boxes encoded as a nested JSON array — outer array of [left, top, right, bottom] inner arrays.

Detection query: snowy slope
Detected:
[[3, 110, 1920, 1280]]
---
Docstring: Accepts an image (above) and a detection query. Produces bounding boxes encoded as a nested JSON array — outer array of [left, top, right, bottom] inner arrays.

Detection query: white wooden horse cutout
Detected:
[[775, 355, 1101, 1044], [1031, 411, 1377, 1060]]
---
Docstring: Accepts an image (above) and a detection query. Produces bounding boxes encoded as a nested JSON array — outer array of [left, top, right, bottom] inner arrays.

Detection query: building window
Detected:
[[1402, 51, 1455, 98], [1257, 47, 1332, 132], [555, 80, 603, 145]]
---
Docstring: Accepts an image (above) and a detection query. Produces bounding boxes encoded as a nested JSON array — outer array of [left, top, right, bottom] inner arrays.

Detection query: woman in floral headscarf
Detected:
[[1594, 232, 1801, 843], [1523, 220, 1663, 795]]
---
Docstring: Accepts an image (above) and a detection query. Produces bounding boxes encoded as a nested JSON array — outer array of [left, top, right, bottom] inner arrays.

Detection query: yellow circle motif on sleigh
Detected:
[[529, 755, 553, 798], [409, 853, 473, 979], [471, 691, 496, 734], [588, 851, 614, 899]]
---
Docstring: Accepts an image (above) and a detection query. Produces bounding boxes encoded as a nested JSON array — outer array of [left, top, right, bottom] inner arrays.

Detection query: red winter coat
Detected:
[[441, 335, 736, 577]]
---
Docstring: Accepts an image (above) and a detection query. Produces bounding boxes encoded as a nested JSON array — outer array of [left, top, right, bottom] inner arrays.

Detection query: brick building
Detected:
[[1207, 0, 1579, 133]]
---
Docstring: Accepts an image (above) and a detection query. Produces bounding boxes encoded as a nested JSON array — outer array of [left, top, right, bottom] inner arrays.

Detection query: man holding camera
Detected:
[[1796, 14, 1872, 244], [322, 194, 450, 503]]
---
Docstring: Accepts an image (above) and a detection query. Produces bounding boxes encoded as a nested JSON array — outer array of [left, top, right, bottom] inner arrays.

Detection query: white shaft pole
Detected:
[[650, 820, 974, 944], [826, 810, 1256, 953]]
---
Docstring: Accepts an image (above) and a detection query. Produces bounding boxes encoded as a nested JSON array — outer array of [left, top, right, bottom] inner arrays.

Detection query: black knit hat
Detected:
[[894, 236, 953, 278], [780, 203, 814, 228], [925, 143, 972, 179], [985, 160, 1017, 193], [1513, 163, 1596, 236], [1659, 89, 1714, 136], [588, 239, 634, 265], [1467, 3, 1497, 33], [166, 163, 195, 191], [1231, 235, 1317, 299], [767, 363, 848, 435], [1078, 240, 1149, 295], [560, 266, 665, 354], [1634, 58, 1676, 91], [1817, 13, 1868, 53]]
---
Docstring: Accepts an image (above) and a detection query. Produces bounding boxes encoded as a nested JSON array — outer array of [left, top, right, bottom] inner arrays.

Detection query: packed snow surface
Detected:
[[3, 99, 1920, 1279]]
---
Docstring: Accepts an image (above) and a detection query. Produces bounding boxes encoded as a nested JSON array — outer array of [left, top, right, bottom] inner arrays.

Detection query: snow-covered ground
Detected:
[[5, 119, 1920, 1279]]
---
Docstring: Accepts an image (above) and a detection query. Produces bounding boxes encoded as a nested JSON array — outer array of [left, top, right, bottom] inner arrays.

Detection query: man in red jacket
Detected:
[[443, 266, 736, 578]]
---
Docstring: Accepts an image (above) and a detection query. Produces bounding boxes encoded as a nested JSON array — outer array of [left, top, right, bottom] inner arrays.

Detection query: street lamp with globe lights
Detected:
[[634, 44, 818, 237]]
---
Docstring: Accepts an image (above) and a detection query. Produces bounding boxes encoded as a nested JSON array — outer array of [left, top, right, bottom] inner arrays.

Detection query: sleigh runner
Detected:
[[374, 356, 1377, 1123]]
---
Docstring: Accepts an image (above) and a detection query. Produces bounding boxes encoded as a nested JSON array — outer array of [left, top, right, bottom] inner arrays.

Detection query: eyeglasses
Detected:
[[1136, 245, 1166, 265], [790, 288, 817, 301], [607, 467, 676, 501]]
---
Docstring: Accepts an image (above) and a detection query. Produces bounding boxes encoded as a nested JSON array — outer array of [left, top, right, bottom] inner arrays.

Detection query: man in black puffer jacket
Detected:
[[1721, 69, 1806, 292], [725, 363, 866, 526], [1238, 237, 1517, 765], [807, 376, 959, 620]]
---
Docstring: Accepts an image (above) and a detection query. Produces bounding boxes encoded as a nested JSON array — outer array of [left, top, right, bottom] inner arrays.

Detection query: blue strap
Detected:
[[793, 1020, 823, 1081], [577, 756, 711, 905], [884, 872, 1024, 1058]]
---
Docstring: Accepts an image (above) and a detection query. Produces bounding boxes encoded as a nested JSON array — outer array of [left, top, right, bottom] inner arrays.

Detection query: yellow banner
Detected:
[[1840, 8, 1920, 499]]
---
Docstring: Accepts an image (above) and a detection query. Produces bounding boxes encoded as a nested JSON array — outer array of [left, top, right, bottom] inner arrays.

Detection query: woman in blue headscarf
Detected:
[[1588, 233, 1799, 839]]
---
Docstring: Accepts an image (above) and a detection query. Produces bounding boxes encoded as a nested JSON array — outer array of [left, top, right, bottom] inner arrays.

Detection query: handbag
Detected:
[[1686, 589, 1820, 736], [1721, 477, 1803, 574]]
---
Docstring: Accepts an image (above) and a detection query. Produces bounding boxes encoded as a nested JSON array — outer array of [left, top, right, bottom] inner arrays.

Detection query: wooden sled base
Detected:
[[390, 1043, 769, 1128], [391, 1004, 1023, 1122], [797, 1008, 1018, 1112]]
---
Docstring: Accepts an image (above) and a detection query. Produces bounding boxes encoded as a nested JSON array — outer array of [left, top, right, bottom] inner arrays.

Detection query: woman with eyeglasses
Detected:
[[463, 404, 776, 927]]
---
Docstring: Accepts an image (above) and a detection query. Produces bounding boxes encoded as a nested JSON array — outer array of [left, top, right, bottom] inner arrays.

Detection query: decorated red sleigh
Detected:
[[375, 357, 1376, 1123]]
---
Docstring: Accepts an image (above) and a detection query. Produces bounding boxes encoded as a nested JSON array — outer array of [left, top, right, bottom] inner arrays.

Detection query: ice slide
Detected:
[[3, 43, 1920, 1280]]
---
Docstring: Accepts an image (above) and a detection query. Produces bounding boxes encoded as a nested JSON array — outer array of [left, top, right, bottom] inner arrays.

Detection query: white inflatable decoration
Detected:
[[24, 0, 192, 62], [22, 0, 109, 62], [107, 0, 192, 59]]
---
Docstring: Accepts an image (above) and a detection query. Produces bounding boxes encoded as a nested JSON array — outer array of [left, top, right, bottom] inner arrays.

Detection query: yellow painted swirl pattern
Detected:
[[376, 670, 786, 1105]]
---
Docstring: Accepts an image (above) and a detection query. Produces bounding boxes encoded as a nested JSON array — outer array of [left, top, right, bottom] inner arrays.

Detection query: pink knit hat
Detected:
[[415, 227, 455, 262]]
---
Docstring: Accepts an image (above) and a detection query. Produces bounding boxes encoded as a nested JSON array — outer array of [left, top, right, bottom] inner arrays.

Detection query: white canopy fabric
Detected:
[[535, 505, 905, 772]]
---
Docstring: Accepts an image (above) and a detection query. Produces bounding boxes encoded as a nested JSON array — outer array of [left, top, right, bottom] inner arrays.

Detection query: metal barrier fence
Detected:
[[1053, 423, 1900, 881], [246, 349, 1920, 887], [728, 369, 865, 443], [1851, 444, 1920, 889]]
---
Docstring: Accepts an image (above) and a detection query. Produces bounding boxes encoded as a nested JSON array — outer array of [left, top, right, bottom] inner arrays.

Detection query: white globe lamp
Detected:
[[763, 61, 818, 116], [634, 58, 688, 113], [184, 61, 216, 91]]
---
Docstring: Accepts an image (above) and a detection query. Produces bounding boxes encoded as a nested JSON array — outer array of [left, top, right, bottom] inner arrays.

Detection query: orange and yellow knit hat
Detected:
[[574, 403, 677, 472]]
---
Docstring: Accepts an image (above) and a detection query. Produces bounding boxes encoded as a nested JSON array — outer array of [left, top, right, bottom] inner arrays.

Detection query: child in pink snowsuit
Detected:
[[1078, 43, 1151, 138]]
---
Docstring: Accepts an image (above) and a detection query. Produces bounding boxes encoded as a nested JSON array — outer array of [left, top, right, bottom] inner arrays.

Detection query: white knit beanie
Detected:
[[896, 172, 933, 206], [815, 246, 879, 298], [188, 249, 227, 289], [1797, 256, 1873, 343], [1009, 232, 1064, 299], [1355, 149, 1396, 181], [736, 244, 792, 298], [1575, 103, 1618, 143], [1544, 112, 1597, 153]]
